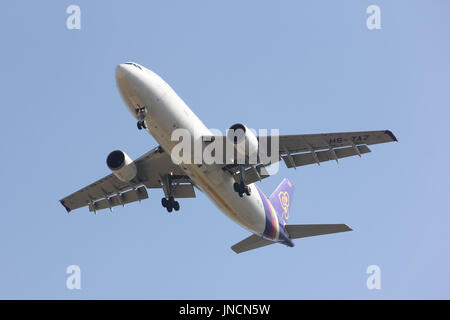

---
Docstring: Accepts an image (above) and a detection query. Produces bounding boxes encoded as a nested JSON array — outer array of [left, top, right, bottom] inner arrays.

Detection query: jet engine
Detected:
[[226, 123, 258, 162], [106, 150, 137, 182]]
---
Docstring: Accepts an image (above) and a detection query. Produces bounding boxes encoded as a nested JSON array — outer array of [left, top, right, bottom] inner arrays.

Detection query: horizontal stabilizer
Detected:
[[285, 224, 352, 239], [231, 234, 275, 254]]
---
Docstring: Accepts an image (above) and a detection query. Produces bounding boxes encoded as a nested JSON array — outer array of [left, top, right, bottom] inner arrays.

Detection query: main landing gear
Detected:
[[160, 174, 181, 213], [234, 181, 251, 198], [136, 106, 147, 130], [233, 165, 251, 198], [161, 196, 180, 213]]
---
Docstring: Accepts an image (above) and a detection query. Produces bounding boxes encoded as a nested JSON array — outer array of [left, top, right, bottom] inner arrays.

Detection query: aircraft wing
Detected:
[[59, 147, 195, 213], [218, 130, 397, 184], [268, 130, 397, 169], [264, 129, 397, 165]]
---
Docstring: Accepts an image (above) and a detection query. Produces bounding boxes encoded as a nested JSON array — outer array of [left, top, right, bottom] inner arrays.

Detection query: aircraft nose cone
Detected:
[[115, 64, 128, 79]]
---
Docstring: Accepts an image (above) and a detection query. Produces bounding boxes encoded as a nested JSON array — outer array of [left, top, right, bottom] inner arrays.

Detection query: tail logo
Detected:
[[278, 191, 290, 219]]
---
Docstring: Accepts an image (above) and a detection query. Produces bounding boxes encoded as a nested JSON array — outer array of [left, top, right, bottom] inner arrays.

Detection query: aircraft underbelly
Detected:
[[188, 166, 266, 235], [123, 70, 267, 235]]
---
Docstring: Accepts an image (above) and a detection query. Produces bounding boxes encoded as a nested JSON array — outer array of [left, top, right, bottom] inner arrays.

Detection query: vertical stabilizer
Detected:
[[269, 178, 295, 226]]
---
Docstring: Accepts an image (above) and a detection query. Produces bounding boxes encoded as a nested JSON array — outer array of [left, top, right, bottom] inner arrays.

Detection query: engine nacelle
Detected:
[[106, 150, 137, 182], [226, 123, 259, 162]]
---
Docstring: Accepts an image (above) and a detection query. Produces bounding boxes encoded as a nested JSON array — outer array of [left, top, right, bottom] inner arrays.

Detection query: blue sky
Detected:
[[1, 1, 449, 299]]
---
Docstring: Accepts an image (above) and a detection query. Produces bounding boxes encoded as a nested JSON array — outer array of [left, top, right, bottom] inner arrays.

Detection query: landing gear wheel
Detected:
[[234, 181, 250, 197], [137, 120, 147, 130], [162, 196, 180, 212]]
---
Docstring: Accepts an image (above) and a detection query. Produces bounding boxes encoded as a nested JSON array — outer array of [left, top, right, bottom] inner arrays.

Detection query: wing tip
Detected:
[[384, 130, 398, 142], [60, 200, 71, 213], [230, 244, 242, 254]]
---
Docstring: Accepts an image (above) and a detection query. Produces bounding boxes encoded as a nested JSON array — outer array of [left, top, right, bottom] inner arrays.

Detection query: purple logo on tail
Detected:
[[278, 191, 290, 219], [269, 178, 295, 226]]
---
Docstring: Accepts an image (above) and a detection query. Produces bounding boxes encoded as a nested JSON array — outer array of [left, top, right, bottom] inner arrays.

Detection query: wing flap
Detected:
[[282, 145, 371, 168], [88, 186, 148, 212], [242, 165, 271, 185], [172, 184, 196, 198]]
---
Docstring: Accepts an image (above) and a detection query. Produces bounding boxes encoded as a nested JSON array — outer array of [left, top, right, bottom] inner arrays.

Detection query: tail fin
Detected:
[[269, 178, 295, 226]]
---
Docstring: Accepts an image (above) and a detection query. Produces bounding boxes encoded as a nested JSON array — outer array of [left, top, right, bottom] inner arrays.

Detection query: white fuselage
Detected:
[[115, 63, 277, 238]]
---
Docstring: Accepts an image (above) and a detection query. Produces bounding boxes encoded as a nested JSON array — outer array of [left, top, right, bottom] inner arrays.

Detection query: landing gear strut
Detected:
[[233, 165, 251, 197], [136, 106, 147, 130]]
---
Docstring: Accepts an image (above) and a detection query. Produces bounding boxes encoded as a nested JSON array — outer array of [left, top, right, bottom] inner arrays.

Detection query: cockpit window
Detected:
[[124, 62, 142, 70]]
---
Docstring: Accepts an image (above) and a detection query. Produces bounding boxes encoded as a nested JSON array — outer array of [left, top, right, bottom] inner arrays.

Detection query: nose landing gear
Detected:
[[137, 121, 146, 130], [136, 106, 147, 130]]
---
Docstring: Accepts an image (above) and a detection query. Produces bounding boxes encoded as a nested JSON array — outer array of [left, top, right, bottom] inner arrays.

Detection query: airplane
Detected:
[[60, 62, 397, 253]]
